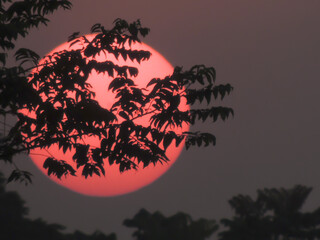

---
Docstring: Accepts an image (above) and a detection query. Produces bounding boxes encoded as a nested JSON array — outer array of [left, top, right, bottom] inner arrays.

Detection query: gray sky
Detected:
[[5, 0, 320, 239]]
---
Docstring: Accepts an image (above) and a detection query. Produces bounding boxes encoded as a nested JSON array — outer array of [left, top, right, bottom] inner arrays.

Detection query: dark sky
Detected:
[[4, 0, 320, 239]]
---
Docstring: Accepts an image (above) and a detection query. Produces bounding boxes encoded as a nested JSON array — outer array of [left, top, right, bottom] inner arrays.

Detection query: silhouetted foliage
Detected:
[[219, 185, 320, 240], [65, 231, 117, 240], [124, 208, 218, 240], [0, 0, 233, 182], [3, 173, 320, 240], [0, 172, 116, 240], [0, 0, 73, 182]]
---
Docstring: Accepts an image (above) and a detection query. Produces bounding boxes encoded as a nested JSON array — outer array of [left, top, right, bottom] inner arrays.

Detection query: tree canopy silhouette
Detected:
[[219, 185, 320, 240], [2, 174, 320, 240], [0, 0, 233, 182], [0, 171, 116, 240], [123, 208, 218, 240]]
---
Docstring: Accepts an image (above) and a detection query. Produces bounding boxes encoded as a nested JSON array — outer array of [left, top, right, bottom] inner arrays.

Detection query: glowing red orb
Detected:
[[28, 36, 189, 197]]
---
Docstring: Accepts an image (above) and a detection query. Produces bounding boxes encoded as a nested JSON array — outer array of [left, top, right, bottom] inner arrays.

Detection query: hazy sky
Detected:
[[5, 1, 320, 239]]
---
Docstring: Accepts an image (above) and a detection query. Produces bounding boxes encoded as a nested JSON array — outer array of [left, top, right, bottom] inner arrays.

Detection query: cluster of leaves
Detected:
[[0, 1, 233, 181], [0, 0, 73, 181], [0, 0, 72, 113], [6, 169, 32, 185], [219, 185, 320, 240], [0, 0, 72, 58]]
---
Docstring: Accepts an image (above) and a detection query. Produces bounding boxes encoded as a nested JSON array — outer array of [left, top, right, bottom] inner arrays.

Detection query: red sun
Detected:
[[28, 35, 189, 197]]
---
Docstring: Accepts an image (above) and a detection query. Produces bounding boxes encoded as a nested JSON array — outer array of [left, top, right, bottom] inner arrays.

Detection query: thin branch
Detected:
[[44, 148, 54, 158], [131, 109, 156, 121], [3, 115, 5, 136], [29, 152, 51, 158]]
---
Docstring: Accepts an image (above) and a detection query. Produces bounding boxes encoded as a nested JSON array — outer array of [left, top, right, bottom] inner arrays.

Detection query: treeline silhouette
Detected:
[[0, 172, 115, 240], [2, 173, 320, 240]]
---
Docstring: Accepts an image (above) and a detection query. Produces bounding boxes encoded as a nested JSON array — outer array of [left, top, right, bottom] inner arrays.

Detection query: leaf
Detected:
[[72, 144, 89, 168], [15, 48, 40, 65], [151, 129, 164, 145], [91, 23, 102, 33], [128, 67, 138, 77], [69, 39, 81, 47], [108, 77, 135, 92], [43, 157, 76, 179], [175, 135, 185, 147], [146, 78, 159, 87], [204, 88, 211, 104], [0, 52, 7, 65], [96, 163, 105, 176], [7, 170, 20, 183], [163, 133, 174, 150], [139, 27, 150, 37], [68, 31, 80, 42]]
